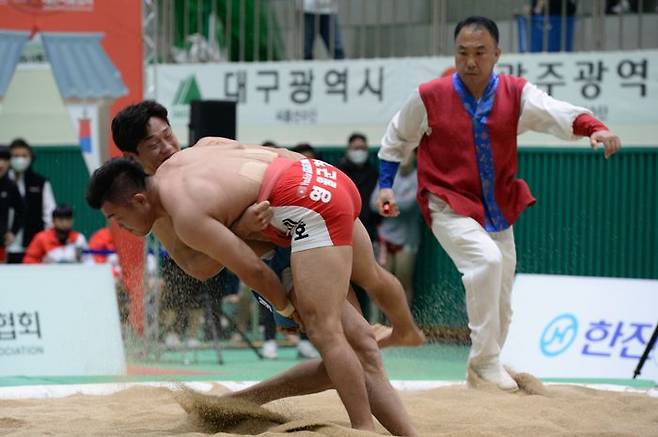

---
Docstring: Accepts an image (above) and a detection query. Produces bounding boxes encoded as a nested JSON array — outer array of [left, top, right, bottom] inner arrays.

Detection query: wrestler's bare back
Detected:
[[155, 144, 301, 228]]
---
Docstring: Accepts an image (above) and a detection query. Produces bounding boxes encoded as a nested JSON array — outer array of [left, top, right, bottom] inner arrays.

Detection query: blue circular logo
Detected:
[[540, 313, 578, 357]]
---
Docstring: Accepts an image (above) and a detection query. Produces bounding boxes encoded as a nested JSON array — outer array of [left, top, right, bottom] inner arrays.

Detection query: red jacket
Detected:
[[88, 227, 116, 264], [23, 228, 88, 264]]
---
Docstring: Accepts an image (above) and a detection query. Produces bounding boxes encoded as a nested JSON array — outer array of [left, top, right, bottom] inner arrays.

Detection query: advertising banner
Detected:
[[0, 264, 126, 376], [501, 274, 658, 381], [151, 50, 658, 145]]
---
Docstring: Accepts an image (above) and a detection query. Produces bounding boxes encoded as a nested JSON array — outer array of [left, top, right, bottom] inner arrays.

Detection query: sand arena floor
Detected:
[[1, 373, 657, 436]]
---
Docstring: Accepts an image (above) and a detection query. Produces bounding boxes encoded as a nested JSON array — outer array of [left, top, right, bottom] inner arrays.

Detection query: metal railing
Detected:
[[149, 0, 657, 63]]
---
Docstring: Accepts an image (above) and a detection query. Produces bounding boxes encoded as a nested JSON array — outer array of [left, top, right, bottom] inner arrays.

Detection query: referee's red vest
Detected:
[[416, 73, 536, 228]]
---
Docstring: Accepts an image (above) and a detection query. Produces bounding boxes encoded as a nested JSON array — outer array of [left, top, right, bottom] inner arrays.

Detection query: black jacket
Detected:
[[0, 173, 25, 245], [337, 158, 381, 242], [14, 169, 48, 248]]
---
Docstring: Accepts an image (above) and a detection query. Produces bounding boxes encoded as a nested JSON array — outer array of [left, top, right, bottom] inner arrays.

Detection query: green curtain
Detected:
[[32, 146, 106, 239]]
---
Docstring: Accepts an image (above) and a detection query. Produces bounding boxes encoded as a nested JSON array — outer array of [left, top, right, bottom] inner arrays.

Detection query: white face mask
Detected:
[[347, 149, 369, 165], [10, 156, 31, 173]]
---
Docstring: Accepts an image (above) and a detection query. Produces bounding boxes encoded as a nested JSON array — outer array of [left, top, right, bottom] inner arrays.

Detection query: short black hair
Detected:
[[348, 132, 367, 145], [9, 138, 33, 158], [112, 100, 170, 153], [86, 158, 148, 209], [0, 145, 9, 160], [52, 204, 74, 219], [291, 143, 316, 157], [454, 16, 499, 45]]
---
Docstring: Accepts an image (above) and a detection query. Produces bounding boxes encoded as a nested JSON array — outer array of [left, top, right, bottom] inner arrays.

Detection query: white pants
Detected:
[[428, 194, 516, 365]]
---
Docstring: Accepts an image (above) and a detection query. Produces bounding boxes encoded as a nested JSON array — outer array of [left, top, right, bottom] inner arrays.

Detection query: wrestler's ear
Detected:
[[132, 192, 148, 207]]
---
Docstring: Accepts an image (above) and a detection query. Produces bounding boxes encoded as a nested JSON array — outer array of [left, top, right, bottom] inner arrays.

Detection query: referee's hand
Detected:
[[378, 188, 399, 217], [590, 130, 621, 159]]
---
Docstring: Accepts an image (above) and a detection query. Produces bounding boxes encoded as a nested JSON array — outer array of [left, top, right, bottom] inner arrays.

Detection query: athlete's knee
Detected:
[[351, 329, 383, 374], [303, 315, 343, 348]]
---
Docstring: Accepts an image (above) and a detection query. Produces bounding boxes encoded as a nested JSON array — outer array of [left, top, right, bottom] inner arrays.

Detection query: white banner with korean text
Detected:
[[0, 264, 126, 376], [501, 274, 658, 382], [150, 50, 658, 146]]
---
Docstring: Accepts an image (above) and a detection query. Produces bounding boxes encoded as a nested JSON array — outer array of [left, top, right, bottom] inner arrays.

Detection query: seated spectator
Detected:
[[370, 152, 420, 307], [0, 145, 24, 263], [23, 204, 91, 264], [89, 226, 128, 324], [88, 226, 121, 277]]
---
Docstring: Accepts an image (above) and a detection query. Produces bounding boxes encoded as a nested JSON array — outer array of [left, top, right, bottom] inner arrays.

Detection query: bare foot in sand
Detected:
[[377, 326, 425, 348]]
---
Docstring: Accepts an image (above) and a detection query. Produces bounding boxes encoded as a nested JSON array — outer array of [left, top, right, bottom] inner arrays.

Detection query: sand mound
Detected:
[[175, 386, 287, 434]]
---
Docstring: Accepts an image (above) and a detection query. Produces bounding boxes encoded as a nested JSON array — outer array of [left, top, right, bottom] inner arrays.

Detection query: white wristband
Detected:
[[276, 300, 295, 318]]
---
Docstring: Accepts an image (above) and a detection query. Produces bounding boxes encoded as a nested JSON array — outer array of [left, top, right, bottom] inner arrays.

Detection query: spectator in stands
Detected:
[[302, 0, 346, 60], [89, 226, 121, 275], [529, 0, 577, 52], [337, 133, 380, 242], [290, 142, 318, 159], [23, 204, 91, 264], [377, 16, 620, 391], [370, 152, 420, 309], [7, 138, 56, 263], [0, 145, 24, 263], [337, 132, 380, 320]]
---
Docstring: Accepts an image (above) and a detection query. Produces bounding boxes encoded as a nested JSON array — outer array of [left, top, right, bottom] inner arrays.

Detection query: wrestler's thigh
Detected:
[[290, 245, 352, 327], [349, 219, 380, 286]]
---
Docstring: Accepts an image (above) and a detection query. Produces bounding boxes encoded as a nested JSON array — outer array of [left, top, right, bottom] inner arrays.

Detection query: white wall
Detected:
[[0, 65, 77, 146]]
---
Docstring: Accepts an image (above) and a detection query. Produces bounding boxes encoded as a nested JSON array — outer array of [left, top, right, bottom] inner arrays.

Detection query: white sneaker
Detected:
[[470, 359, 518, 392], [261, 340, 278, 359], [297, 339, 320, 359]]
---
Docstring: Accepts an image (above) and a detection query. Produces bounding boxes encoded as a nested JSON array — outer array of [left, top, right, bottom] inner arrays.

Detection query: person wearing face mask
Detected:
[[336, 133, 381, 320], [337, 133, 380, 243], [0, 145, 25, 263], [369, 152, 420, 315], [23, 204, 91, 264], [7, 138, 57, 263]]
